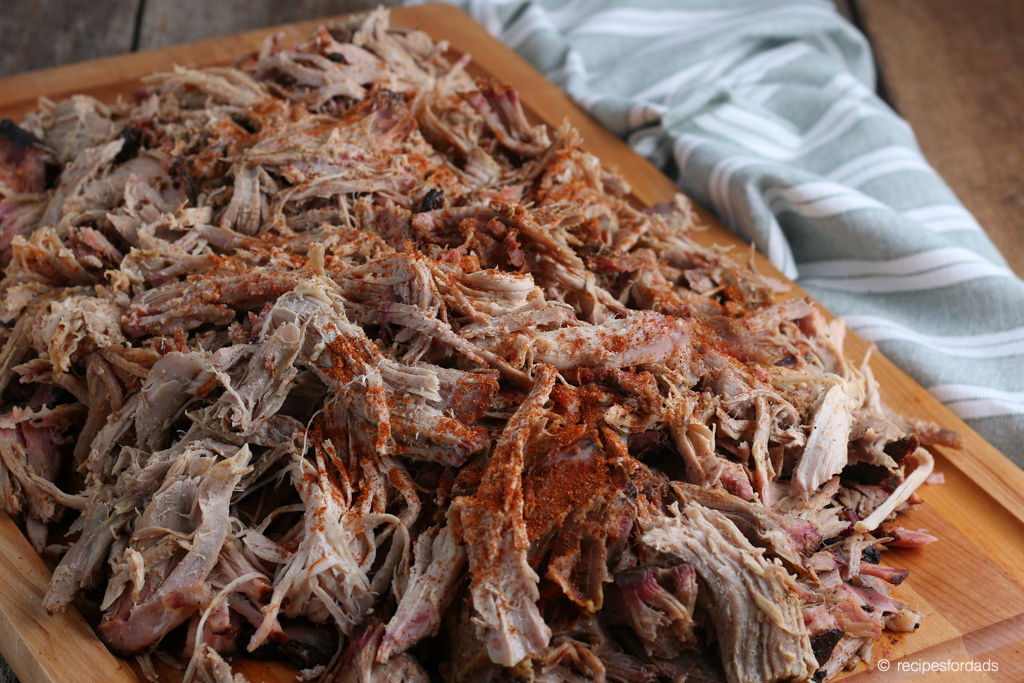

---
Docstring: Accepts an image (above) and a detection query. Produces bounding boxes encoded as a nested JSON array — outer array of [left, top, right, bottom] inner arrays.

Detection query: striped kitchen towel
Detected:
[[408, 0, 1024, 466]]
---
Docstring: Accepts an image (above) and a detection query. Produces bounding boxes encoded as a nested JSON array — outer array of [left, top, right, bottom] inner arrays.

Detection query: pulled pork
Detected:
[[0, 9, 950, 683]]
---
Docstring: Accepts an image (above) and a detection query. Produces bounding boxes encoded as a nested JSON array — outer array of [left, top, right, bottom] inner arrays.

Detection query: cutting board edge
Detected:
[[0, 511, 141, 683]]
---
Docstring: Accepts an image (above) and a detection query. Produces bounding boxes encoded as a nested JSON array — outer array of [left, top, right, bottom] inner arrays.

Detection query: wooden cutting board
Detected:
[[0, 4, 1022, 682]]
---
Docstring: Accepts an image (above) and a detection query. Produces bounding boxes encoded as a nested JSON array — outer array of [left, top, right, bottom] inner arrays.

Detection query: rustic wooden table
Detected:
[[855, 0, 1024, 279], [3, 0, 1023, 277]]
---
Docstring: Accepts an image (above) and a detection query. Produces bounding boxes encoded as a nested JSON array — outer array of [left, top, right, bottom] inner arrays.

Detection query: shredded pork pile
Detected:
[[0, 9, 959, 683]]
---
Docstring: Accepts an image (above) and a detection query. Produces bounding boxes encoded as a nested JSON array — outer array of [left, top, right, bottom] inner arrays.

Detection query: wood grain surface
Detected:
[[857, 0, 1024, 279], [136, 0, 399, 50], [0, 513, 137, 683], [0, 4, 1022, 682], [0, 0, 140, 79]]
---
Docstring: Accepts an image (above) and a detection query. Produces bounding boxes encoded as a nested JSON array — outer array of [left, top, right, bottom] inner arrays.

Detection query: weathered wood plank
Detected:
[[856, 0, 1024, 278], [137, 0, 400, 50], [0, 0, 140, 79]]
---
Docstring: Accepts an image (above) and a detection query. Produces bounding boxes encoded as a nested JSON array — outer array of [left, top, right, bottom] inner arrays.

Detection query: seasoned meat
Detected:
[[642, 504, 818, 683], [449, 365, 557, 666]]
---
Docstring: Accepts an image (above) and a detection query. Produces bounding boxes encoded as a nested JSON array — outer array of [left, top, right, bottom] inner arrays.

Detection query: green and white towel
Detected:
[[409, 0, 1024, 466]]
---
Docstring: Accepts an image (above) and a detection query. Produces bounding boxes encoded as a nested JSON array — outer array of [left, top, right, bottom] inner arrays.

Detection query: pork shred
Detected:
[[0, 8, 949, 683]]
